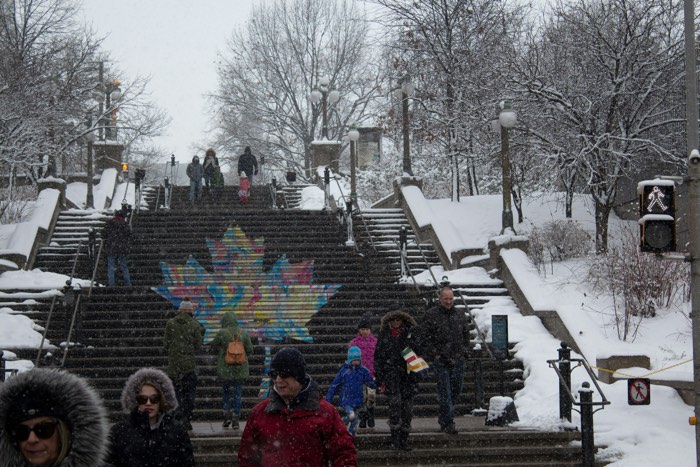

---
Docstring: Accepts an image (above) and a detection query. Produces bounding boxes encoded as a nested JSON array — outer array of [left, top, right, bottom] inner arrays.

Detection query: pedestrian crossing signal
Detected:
[[638, 180, 676, 253]]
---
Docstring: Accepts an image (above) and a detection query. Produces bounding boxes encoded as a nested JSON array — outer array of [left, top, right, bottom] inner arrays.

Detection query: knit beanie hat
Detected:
[[347, 346, 362, 364], [271, 347, 306, 382], [178, 297, 194, 314], [357, 312, 372, 330]]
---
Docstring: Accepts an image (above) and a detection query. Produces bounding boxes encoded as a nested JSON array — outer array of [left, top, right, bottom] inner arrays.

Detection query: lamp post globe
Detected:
[[309, 75, 340, 140]]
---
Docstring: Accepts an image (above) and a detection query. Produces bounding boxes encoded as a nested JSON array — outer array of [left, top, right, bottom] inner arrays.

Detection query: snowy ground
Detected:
[[0, 184, 695, 465]]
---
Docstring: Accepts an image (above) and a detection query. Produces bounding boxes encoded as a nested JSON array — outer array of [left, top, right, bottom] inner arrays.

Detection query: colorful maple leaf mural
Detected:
[[152, 225, 341, 341], [152, 225, 341, 396]]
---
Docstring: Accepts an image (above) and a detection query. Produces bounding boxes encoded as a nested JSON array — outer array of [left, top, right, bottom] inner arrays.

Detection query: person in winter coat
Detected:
[[0, 368, 109, 467], [209, 311, 254, 429], [186, 155, 204, 203], [102, 209, 132, 287], [106, 368, 195, 467], [325, 346, 376, 437], [374, 304, 420, 451], [237, 146, 258, 185], [164, 297, 204, 430], [202, 147, 220, 196], [421, 286, 470, 435], [348, 312, 378, 428], [238, 347, 357, 467]]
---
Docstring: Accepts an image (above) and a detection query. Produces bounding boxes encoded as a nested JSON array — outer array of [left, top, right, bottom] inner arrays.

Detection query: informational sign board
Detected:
[[628, 378, 651, 405], [492, 315, 509, 359]]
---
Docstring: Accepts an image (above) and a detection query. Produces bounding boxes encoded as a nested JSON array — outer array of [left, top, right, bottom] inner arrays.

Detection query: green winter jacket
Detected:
[[164, 312, 203, 379], [210, 311, 254, 382]]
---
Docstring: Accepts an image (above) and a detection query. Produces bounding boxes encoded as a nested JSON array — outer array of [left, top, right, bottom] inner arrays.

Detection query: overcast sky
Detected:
[[80, 0, 255, 164]]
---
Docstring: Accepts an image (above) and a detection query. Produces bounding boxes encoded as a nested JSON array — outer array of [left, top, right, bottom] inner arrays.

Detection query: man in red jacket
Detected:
[[238, 347, 357, 467]]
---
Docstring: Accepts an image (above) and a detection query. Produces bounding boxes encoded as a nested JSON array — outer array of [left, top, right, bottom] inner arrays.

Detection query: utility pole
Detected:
[[683, 0, 700, 464]]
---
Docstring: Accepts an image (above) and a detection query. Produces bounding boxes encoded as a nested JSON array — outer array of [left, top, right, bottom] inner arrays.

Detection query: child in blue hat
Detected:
[[325, 346, 376, 436]]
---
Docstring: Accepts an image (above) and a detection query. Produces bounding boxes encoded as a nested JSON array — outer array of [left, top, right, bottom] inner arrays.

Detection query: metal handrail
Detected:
[[328, 173, 377, 251], [154, 183, 162, 211], [60, 290, 83, 367], [546, 357, 610, 409], [35, 295, 58, 366], [453, 288, 493, 359], [35, 238, 83, 366], [88, 238, 104, 298]]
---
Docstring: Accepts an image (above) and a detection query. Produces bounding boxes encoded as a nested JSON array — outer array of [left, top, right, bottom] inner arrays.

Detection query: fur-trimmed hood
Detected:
[[379, 309, 417, 331], [120, 368, 179, 414], [0, 368, 109, 466]]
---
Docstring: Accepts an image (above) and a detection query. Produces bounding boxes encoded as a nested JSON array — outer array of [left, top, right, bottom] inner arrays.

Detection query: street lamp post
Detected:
[[309, 75, 340, 140], [84, 116, 96, 209], [497, 100, 517, 234], [97, 62, 122, 141], [395, 76, 415, 176], [347, 127, 359, 205]]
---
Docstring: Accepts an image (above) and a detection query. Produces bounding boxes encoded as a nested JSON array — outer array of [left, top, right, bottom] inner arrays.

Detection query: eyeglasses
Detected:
[[269, 370, 293, 379], [11, 420, 58, 442], [136, 394, 161, 405]]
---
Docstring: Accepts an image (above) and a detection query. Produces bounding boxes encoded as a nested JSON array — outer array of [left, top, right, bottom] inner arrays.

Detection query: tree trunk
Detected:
[[594, 199, 611, 254]]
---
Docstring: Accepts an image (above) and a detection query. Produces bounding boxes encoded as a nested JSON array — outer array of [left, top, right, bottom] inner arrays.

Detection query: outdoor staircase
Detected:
[[12, 184, 589, 465], [355, 207, 441, 279]]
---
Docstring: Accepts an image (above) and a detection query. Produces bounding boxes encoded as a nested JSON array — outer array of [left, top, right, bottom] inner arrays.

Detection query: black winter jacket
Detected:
[[374, 310, 420, 396], [106, 409, 195, 467], [237, 151, 258, 177], [421, 304, 470, 363], [102, 215, 132, 256]]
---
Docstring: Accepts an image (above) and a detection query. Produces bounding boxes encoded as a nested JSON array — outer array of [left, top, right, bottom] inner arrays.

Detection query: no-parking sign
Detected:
[[628, 378, 651, 405]]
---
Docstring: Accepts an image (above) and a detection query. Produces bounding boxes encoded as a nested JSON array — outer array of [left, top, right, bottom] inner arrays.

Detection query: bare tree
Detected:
[[373, 0, 529, 199], [212, 0, 383, 179], [0, 0, 169, 188], [511, 0, 686, 253]]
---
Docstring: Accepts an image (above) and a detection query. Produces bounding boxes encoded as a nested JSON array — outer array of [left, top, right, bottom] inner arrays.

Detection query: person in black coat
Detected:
[[202, 147, 220, 196], [106, 368, 195, 467], [421, 286, 470, 434], [374, 305, 420, 451], [102, 209, 132, 287], [0, 368, 110, 466], [237, 146, 258, 185]]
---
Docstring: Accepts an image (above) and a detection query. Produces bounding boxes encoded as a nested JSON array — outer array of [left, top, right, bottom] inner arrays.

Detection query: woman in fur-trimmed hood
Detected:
[[0, 368, 109, 467], [105, 368, 195, 467], [374, 304, 421, 451]]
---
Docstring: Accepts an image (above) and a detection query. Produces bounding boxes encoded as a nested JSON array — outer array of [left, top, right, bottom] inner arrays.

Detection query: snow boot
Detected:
[[366, 406, 375, 428], [398, 429, 413, 451], [232, 415, 240, 430], [222, 411, 232, 428], [390, 427, 402, 450], [359, 408, 367, 428]]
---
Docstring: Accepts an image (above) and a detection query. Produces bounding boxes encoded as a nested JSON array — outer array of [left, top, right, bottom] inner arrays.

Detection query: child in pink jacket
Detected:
[[349, 313, 377, 428]]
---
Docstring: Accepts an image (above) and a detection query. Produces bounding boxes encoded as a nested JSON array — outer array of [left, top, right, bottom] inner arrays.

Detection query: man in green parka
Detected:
[[164, 297, 204, 430], [210, 311, 254, 428]]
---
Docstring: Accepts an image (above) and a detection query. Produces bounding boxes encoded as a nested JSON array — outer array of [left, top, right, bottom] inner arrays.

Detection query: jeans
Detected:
[[222, 380, 242, 416], [342, 405, 360, 436], [189, 179, 202, 202], [174, 372, 198, 424], [107, 255, 131, 287], [433, 359, 466, 428]]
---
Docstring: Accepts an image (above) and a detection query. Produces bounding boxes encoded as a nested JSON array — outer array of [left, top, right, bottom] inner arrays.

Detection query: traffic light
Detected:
[[638, 180, 676, 253]]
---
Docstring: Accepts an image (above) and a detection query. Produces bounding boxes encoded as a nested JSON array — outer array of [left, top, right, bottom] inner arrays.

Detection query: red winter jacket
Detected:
[[238, 377, 357, 467]]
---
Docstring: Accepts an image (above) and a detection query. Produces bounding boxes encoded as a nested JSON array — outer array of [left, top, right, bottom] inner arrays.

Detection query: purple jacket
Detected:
[[349, 334, 377, 377]]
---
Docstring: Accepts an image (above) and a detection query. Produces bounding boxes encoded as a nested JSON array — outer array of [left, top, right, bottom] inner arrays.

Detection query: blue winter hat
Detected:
[[347, 346, 362, 364]]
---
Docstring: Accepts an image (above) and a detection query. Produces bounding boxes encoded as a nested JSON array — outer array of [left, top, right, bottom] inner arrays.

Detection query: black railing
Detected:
[[547, 342, 610, 467]]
